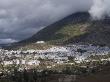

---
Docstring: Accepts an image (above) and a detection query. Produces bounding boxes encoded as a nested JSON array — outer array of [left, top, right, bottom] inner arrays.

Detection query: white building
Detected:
[[36, 41, 45, 44]]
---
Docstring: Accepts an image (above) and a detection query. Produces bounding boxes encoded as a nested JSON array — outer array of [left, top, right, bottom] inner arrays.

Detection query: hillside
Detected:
[[19, 12, 90, 45], [6, 12, 110, 49]]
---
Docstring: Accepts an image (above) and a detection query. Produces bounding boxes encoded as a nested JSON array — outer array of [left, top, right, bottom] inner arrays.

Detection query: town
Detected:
[[0, 43, 110, 82], [0, 44, 110, 71]]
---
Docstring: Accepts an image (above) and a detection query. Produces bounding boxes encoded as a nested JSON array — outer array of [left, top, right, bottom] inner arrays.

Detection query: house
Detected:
[[27, 60, 40, 66], [3, 61, 13, 65], [36, 41, 45, 44]]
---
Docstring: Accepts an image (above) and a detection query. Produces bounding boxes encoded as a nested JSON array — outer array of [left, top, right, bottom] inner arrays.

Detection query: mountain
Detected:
[[5, 12, 110, 49], [19, 12, 90, 45]]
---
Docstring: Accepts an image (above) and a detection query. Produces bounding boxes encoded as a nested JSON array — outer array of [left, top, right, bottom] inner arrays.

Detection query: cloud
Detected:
[[0, 38, 17, 44], [0, 0, 93, 44], [89, 0, 110, 20]]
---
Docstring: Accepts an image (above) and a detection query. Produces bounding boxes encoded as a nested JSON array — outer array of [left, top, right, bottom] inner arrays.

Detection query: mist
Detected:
[[89, 0, 110, 20]]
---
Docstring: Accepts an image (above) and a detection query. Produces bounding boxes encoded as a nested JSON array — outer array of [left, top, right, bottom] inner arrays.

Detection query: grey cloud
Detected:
[[0, 0, 93, 44], [0, 38, 17, 44]]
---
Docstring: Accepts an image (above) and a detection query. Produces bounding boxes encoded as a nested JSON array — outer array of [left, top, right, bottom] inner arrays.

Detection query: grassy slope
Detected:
[[19, 43, 54, 50], [46, 22, 89, 44]]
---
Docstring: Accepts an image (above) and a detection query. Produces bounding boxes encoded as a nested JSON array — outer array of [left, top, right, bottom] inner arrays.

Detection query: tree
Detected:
[[32, 69, 38, 82], [23, 69, 29, 82]]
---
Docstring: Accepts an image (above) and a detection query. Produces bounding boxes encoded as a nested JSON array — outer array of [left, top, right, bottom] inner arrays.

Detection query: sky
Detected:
[[0, 0, 109, 44]]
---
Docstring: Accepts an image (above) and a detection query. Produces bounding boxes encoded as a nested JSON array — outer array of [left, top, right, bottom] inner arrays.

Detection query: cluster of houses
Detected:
[[0, 44, 110, 70]]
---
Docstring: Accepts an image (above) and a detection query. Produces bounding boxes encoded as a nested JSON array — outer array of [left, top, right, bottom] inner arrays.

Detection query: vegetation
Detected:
[[46, 23, 89, 44], [0, 55, 110, 82], [0, 63, 110, 82], [19, 43, 53, 50]]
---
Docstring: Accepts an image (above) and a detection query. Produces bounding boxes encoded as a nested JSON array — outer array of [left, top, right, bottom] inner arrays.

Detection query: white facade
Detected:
[[36, 41, 45, 44]]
